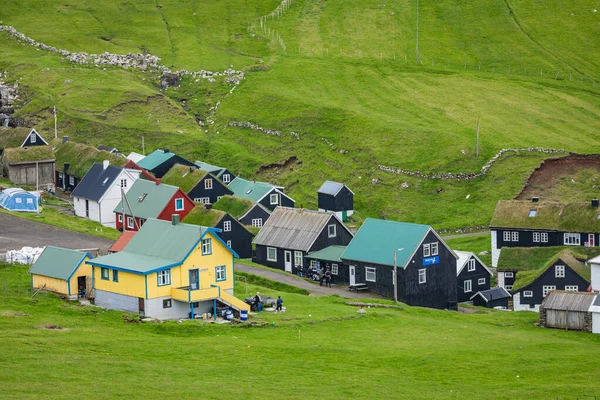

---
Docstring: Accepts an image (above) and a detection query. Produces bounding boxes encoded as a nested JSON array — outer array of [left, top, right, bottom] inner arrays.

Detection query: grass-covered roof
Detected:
[[53, 140, 126, 177], [0, 127, 32, 148], [213, 195, 254, 219], [497, 246, 600, 272], [161, 164, 208, 193], [2, 146, 54, 163], [184, 205, 225, 227], [490, 200, 600, 232]]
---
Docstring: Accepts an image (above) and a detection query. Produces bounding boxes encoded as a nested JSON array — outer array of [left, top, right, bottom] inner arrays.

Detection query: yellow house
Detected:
[[28, 246, 93, 299], [87, 215, 249, 319]]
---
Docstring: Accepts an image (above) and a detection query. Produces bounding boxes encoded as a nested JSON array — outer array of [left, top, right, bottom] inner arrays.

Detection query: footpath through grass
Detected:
[[1, 263, 600, 399]]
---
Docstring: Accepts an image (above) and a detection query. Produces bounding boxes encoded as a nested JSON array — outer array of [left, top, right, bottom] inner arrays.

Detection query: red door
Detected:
[[589, 234, 595, 247]]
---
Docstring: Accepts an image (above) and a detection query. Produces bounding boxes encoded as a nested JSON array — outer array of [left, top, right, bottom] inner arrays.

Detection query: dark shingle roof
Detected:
[[470, 287, 511, 302], [318, 181, 353, 196], [71, 163, 122, 201]]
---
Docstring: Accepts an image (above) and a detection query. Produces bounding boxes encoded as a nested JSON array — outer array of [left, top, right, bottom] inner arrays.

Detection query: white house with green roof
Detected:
[[227, 177, 294, 211]]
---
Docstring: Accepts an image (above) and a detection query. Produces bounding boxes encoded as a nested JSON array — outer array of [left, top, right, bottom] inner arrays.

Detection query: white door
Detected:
[[349, 265, 356, 286], [284, 251, 292, 272]]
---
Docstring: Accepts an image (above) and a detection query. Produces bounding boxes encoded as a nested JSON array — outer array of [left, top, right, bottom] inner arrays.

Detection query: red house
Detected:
[[113, 179, 194, 231]]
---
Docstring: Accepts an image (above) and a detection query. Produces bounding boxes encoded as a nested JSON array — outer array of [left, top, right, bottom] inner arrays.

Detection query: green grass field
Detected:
[[1, 263, 600, 399]]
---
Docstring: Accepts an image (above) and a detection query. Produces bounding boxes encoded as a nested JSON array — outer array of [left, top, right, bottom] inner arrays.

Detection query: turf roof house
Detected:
[[28, 246, 93, 300], [253, 207, 353, 273], [185, 206, 254, 259], [71, 161, 141, 227], [1, 146, 55, 187], [512, 251, 591, 312], [470, 287, 511, 309], [489, 199, 600, 267], [340, 219, 458, 310], [195, 160, 236, 184], [162, 164, 233, 207], [455, 251, 492, 303], [228, 177, 294, 212], [305, 245, 349, 284], [136, 148, 194, 178], [87, 217, 249, 320], [0, 128, 48, 153], [317, 180, 354, 221], [113, 179, 194, 232], [212, 195, 272, 229]]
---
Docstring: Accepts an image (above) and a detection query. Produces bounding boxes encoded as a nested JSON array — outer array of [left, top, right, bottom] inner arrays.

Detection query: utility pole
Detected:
[[415, 0, 420, 66], [36, 161, 39, 214]]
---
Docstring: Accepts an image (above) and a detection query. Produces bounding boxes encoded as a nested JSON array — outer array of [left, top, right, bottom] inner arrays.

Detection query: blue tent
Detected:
[[0, 188, 41, 212]]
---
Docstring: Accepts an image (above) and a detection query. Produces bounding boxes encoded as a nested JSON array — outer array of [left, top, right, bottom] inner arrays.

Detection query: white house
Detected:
[[588, 255, 600, 334], [71, 160, 140, 227]]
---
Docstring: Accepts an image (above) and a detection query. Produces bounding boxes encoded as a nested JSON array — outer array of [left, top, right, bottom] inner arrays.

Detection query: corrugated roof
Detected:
[[253, 207, 339, 251], [28, 246, 89, 280], [341, 218, 431, 267], [541, 290, 596, 312], [71, 163, 122, 201], [161, 164, 209, 193], [127, 152, 145, 163], [306, 245, 347, 262], [228, 177, 280, 202], [470, 287, 511, 302], [112, 179, 178, 219], [318, 181, 344, 196], [108, 230, 136, 252], [137, 149, 176, 171]]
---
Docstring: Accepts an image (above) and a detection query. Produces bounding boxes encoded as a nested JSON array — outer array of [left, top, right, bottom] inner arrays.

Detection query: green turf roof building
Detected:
[[113, 179, 178, 219], [194, 160, 234, 182], [161, 164, 209, 193], [213, 195, 255, 219], [184, 206, 226, 227]]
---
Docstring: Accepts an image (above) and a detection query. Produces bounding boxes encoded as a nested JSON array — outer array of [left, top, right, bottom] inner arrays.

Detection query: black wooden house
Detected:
[[20, 128, 48, 147], [195, 160, 236, 184], [253, 207, 353, 273], [317, 181, 354, 221], [162, 164, 233, 208], [136, 149, 194, 178], [455, 251, 492, 303], [305, 245, 349, 285], [340, 218, 458, 310], [228, 177, 295, 211], [470, 287, 511, 309], [238, 203, 272, 228]]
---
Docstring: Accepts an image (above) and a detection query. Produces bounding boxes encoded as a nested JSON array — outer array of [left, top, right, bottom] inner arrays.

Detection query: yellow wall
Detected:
[[33, 275, 68, 295], [67, 256, 92, 295], [92, 266, 146, 298]]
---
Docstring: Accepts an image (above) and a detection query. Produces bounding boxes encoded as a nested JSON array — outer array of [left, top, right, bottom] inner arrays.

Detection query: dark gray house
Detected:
[[228, 177, 294, 211], [305, 245, 349, 284], [470, 287, 511, 309], [161, 164, 233, 208], [341, 218, 458, 310], [253, 207, 353, 273], [21, 128, 49, 147], [195, 160, 236, 184], [136, 149, 194, 178], [238, 203, 272, 228], [317, 180, 354, 222], [455, 251, 492, 303]]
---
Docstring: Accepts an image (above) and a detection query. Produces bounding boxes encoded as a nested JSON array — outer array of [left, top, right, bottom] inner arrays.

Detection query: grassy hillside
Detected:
[[1, 0, 599, 229], [2, 263, 600, 399]]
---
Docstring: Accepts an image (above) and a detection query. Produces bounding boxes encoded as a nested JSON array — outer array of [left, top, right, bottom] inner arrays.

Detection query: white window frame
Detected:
[[269, 193, 279, 205], [251, 218, 263, 228], [504, 272, 514, 278], [467, 259, 476, 272], [505, 285, 513, 291], [365, 267, 376, 282], [430, 242, 439, 256], [69, 176, 75, 185], [423, 243, 431, 257], [30, 133, 36, 143], [157, 270, 171, 286], [565, 285, 578, 292], [118, 214, 123, 223], [101, 268, 110, 280], [223, 221, 232, 232], [328, 224, 336, 238], [310, 260, 317, 268], [226, 240, 232, 248], [555, 265, 565, 278], [478, 278, 486, 285], [503, 231, 510, 241], [418, 268, 426, 284], [175, 198, 185, 211], [163, 299, 172, 308], [267, 247, 277, 262], [523, 291, 533, 297], [127, 216, 134, 229], [194, 197, 210, 205], [294, 251, 303, 267], [464, 280, 472, 293], [564, 233, 580, 246], [331, 264, 338, 275], [201, 238, 212, 255], [204, 179, 213, 190], [541, 232, 548, 243], [215, 265, 226, 282], [222, 174, 231, 183], [511, 231, 519, 242], [542, 285, 556, 297], [533, 232, 540, 243], [120, 179, 127, 188]]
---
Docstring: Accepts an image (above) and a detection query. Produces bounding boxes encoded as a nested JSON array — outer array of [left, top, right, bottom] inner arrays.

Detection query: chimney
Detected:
[[155, 178, 161, 186], [531, 197, 539, 203], [189, 166, 195, 173], [62, 136, 69, 144], [103, 160, 109, 170], [172, 214, 180, 225], [164, 148, 170, 153], [592, 199, 599, 208], [64, 162, 70, 172]]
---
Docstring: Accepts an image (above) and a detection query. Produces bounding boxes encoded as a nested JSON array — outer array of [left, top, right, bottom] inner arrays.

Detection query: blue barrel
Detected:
[[226, 310, 233, 320], [240, 309, 248, 321]]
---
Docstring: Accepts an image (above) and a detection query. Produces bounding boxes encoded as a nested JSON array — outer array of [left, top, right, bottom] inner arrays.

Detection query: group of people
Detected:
[[303, 264, 332, 288], [253, 292, 284, 312]]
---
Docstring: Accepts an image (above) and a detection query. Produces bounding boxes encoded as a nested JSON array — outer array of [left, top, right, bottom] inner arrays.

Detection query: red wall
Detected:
[[115, 213, 145, 232], [158, 188, 195, 223]]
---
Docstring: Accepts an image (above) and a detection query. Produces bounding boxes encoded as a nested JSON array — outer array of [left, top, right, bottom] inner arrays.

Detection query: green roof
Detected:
[[137, 149, 176, 171], [3, 146, 54, 164], [498, 246, 600, 272], [161, 164, 209, 193], [306, 245, 347, 262], [194, 160, 226, 178], [0, 127, 34, 148], [88, 219, 209, 273], [184, 206, 225, 227], [213, 195, 255, 218], [341, 218, 431, 267], [113, 179, 178, 219], [227, 177, 279, 202], [28, 246, 89, 280], [490, 200, 600, 232], [53, 140, 125, 177]]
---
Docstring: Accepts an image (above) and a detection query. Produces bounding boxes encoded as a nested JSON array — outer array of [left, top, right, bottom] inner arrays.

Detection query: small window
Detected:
[[30, 133, 36, 143], [533, 232, 540, 243], [112, 270, 119, 282], [504, 272, 514, 278], [194, 197, 210, 205], [26, 198, 33, 204], [541, 232, 548, 243], [157, 270, 171, 286], [120, 179, 127, 188], [175, 198, 185, 211], [163, 299, 172, 309], [464, 280, 472, 293], [58, 172, 63, 178], [478, 278, 486, 285], [215, 265, 226, 282], [226, 240, 232, 248], [423, 243, 431, 257], [511, 232, 519, 242], [118, 214, 123, 223], [327, 224, 336, 238], [202, 238, 212, 255], [430, 242, 439, 256], [223, 221, 232, 232], [542, 285, 556, 297], [69, 176, 75, 185], [418, 268, 426, 284], [503, 231, 511, 242], [564, 233, 580, 245], [15, 198, 22, 204], [101, 268, 109, 280], [294, 251, 303, 267], [270, 193, 279, 205], [523, 291, 533, 297], [252, 218, 263, 228], [565, 285, 578, 292], [223, 174, 231, 183], [331, 264, 338, 275], [205, 179, 213, 190], [102, 177, 110, 186], [139, 219, 145, 227], [467, 259, 476, 272], [127, 216, 134, 229], [528, 210, 537, 217], [310, 260, 316, 268], [267, 247, 277, 261], [555, 265, 565, 278], [505, 285, 513, 291], [365, 267, 376, 282]]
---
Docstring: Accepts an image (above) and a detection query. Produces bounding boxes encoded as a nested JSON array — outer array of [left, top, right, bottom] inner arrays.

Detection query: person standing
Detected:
[[319, 267, 325, 286], [325, 267, 332, 288], [276, 296, 283, 312], [254, 292, 263, 312]]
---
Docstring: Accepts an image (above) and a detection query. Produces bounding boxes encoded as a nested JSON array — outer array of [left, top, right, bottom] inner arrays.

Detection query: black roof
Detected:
[[470, 287, 511, 302], [71, 163, 123, 201]]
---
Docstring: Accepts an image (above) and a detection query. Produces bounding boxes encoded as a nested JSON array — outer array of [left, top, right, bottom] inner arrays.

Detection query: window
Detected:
[[541, 232, 548, 243], [503, 231, 511, 241], [163, 299, 172, 309], [523, 291, 533, 297], [175, 198, 185, 211], [215, 265, 226, 282], [157, 270, 171, 286], [423, 243, 438, 257], [467, 259, 476, 272], [423, 243, 431, 257], [139, 219, 145, 227], [223, 174, 231, 183], [127, 216, 134, 229], [464, 280, 472, 293], [118, 214, 123, 222], [292, 251, 302, 267], [310, 260, 316, 268], [15, 198, 22, 204], [533, 232, 540, 242], [270, 193, 279, 205], [365, 267, 376, 282], [252, 219, 263, 228], [555, 265, 565, 278], [267, 247, 277, 261], [194, 197, 210, 205], [418, 268, 426, 284], [191, 302, 199, 308], [504, 272, 514, 278], [202, 238, 212, 255], [120, 179, 127, 188], [31, 133, 36, 143], [205, 179, 213, 190], [564, 233, 580, 245], [217, 196, 223, 201], [478, 278, 486, 285], [328, 224, 336, 238], [101, 268, 109, 280], [505, 285, 513, 291], [542, 285, 556, 297], [112, 270, 119, 282], [331, 264, 339, 275], [565, 285, 578, 292], [69, 176, 75, 185], [511, 232, 519, 242], [223, 221, 231, 232], [430, 242, 439, 256], [26, 198, 33, 204], [528, 210, 537, 217], [58, 172, 63, 178]]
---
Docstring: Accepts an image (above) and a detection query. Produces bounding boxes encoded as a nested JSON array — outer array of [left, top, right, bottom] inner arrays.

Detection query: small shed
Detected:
[[1, 146, 55, 187], [317, 181, 354, 221], [28, 246, 93, 299], [0, 188, 40, 212], [539, 291, 595, 332], [470, 287, 511, 309]]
